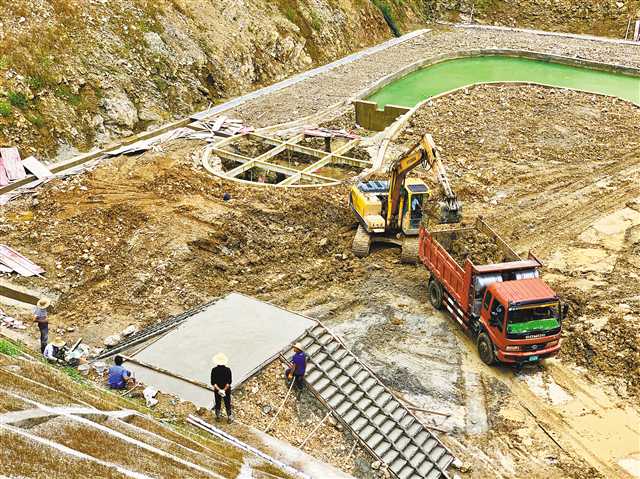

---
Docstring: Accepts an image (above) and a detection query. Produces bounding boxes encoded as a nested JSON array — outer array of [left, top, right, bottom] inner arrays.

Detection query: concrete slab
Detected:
[[126, 293, 315, 408]]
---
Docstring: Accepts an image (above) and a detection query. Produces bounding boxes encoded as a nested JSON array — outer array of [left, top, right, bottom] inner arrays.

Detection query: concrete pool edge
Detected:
[[364, 51, 640, 173], [355, 48, 640, 109]]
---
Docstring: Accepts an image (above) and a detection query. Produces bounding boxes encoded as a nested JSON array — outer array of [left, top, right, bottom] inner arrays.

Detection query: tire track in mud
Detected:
[[486, 150, 640, 254], [507, 364, 640, 478]]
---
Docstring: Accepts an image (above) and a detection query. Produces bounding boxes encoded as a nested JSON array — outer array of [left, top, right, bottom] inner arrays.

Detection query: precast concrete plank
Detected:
[[300, 323, 456, 478], [126, 293, 315, 408]]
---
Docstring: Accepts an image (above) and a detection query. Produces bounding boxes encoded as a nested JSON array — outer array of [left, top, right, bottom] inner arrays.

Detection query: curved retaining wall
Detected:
[[365, 49, 640, 173]]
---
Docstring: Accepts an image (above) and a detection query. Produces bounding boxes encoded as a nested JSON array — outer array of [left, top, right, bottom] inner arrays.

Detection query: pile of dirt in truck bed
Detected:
[[442, 228, 509, 266]]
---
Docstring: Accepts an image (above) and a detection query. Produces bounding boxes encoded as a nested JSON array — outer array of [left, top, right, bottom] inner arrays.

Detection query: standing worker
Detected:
[[286, 343, 307, 392], [211, 353, 233, 423], [33, 297, 51, 353]]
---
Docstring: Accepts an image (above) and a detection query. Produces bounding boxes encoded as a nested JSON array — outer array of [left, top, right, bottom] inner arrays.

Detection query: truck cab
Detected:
[[478, 278, 565, 365]]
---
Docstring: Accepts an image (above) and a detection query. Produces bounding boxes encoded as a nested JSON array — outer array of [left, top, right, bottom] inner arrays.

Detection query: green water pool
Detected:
[[367, 56, 640, 107]]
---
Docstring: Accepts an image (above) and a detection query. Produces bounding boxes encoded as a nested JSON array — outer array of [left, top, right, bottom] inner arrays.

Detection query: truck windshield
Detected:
[[507, 303, 560, 334]]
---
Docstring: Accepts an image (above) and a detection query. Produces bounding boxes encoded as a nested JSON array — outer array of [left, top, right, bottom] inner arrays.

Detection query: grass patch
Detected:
[[27, 114, 45, 127], [54, 85, 81, 106], [0, 101, 11, 117], [0, 56, 8, 70], [62, 366, 84, 383], [0, 340, 22, 357], [310, 9, 322, 30], [284, 6, 297, 23], [27, 75, 46, 91], [7, 91, 28, 109]]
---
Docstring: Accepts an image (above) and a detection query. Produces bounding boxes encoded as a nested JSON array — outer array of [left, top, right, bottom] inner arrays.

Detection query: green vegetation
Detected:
[[62, 366, 84, 383], [0, 340, 22, 357], [27, 114, 45, 127], [284, 6, 296, 23], [0, 56, 8, 70], [309, 9, 323, 30], [0, 101, 11, 117], [27, 75, 46, 91], [55, 85, 82, 106], [7, 91, 28, 109]]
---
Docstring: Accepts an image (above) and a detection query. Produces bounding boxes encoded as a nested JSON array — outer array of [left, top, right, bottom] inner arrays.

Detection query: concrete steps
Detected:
[[298, 324, 455, 479]]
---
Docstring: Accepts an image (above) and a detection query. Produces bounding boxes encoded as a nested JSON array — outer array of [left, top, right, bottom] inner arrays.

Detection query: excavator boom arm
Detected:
[[386, 135, 437, 226], [386, 133, 461, 226]]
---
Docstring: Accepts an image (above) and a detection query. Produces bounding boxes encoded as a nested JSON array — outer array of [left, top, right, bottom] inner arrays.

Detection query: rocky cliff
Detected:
[[0, 0, 421, 158]]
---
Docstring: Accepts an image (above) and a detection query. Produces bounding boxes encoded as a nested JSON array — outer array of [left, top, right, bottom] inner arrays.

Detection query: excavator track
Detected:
[[352, 225, 372, 257], [400, 236, 419, 263]]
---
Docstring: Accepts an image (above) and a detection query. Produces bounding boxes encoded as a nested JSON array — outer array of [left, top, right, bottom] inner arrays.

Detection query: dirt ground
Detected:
[[397, 84, 640, 400], [1, 84, 640, 478]]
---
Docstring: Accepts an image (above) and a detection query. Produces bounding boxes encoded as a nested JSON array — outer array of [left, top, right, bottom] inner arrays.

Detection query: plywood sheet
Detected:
[[22, 156, 53, 179], [0, 148, 26, 180], [126, 293, 315, 407]]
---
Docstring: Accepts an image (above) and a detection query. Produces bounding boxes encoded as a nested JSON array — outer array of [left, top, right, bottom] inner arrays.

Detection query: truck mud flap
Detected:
[[443, 290, 469, 332]]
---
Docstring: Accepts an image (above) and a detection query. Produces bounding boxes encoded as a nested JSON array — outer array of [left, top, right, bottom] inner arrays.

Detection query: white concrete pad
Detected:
[[126, 293, 315, 408]]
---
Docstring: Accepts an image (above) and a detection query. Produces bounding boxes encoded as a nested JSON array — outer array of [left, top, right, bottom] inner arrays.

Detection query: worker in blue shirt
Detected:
[[286, 343, 307, 392], [108, 355, 134, 389]]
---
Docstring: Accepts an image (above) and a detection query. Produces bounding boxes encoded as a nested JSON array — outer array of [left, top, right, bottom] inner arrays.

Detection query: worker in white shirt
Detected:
[[43, 337, 66, 363]]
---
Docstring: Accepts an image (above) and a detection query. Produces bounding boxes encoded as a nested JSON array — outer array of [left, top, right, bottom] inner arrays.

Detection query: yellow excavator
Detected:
[[349, 134, 461, 263]]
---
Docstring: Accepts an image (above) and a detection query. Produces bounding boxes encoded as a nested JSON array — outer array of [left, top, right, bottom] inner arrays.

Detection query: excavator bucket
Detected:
[[439, 201, 462, 224]]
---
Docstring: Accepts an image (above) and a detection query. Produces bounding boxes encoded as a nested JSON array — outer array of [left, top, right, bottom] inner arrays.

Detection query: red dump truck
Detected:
[[418, 218, 568, 366]]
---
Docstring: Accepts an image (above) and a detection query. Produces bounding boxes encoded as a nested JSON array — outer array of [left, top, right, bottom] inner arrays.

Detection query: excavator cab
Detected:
[[400, 179, 430, 235], [350, 133, 461, 263]]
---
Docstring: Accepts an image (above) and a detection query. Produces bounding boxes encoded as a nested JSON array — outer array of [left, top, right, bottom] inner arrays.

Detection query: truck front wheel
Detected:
[[428, 279, 444, 310], [477, 333, 495, 365]]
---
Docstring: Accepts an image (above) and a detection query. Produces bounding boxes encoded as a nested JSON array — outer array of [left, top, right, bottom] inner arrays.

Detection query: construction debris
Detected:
[[0, 148, 27, 181], [303, 127, 360, 140], [22, 156, 53, 179], [143, 387, 159, 407], [194, 116, 254, 137], [0, 308, 26, 330], [0, 245, 45, 277]]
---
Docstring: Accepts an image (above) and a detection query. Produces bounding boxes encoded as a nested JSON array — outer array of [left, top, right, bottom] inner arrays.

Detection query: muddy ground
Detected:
[[1, 85, 640, 478], [397, 84, 640, 400]]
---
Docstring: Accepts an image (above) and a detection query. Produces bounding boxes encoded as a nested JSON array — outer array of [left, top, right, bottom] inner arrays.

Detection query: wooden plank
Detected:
[[226, 160, 256, 178], [0, 282, 39, 305], [212, 148, 254, 164], [0, 245, 45, 277], [0, 162, 8, 186]]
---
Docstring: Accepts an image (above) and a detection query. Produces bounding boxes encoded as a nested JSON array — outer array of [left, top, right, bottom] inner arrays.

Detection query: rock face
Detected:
[[0, 0, 416, 157]]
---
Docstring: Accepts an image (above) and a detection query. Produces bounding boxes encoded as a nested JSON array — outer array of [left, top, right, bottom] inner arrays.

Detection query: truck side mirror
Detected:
[[561, 303, 569, 320]]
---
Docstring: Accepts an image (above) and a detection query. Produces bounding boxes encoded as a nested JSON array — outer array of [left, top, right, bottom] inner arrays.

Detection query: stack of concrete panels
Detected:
[[298, 323, 455, 479]]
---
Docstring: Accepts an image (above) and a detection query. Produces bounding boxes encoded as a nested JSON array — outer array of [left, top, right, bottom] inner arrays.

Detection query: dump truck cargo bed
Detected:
[[418, 217, 564, 366]]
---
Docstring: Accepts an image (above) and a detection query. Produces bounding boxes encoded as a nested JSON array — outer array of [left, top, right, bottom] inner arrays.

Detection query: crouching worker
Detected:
[[211, 353, 233, 423], [286, 343, 307, 392], [108, 355, 135, 390], [43, 337, 66, 363]]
